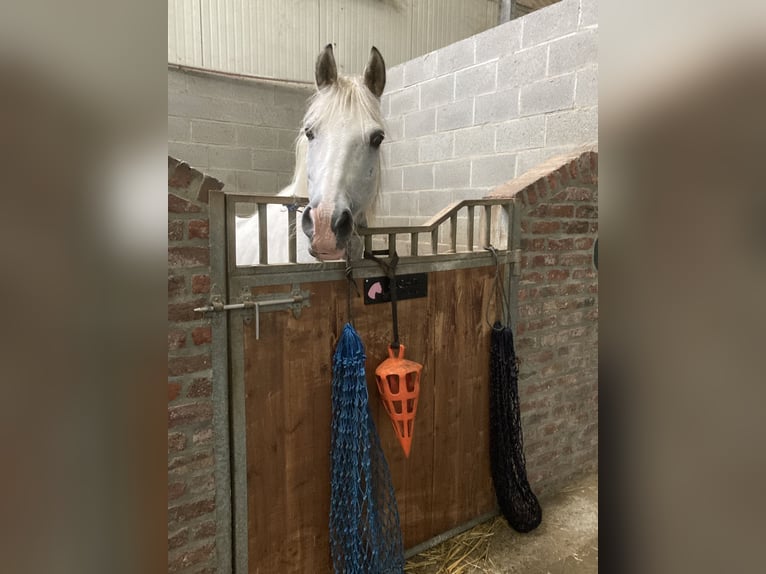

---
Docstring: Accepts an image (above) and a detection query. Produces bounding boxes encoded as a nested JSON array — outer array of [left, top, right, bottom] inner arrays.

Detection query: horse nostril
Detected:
[[301, 206, 314, 238], [332, 209, 353, 240]]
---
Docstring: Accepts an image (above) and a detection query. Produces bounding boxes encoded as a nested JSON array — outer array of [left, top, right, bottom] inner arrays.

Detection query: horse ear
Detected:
[[363, 46, 386, 98], [315, 44, 338, 90]]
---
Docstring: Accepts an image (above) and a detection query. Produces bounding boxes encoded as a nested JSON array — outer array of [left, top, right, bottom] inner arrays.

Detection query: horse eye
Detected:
[[370, 131, 385, 148], [305, 128, 315, 141]]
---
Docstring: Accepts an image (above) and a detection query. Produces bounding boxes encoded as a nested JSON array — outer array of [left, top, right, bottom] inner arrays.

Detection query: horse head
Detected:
[[300, 44, 386, 261]]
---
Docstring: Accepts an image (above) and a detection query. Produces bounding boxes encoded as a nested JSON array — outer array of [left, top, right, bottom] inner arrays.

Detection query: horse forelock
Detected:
[[304, 76, 384, 133]]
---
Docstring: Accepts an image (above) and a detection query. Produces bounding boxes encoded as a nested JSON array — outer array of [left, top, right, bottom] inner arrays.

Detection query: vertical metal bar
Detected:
[[288, 207, 297, 263], [364, 234, 372, 254], [431, 228, 439, 255], [208, 190, 233, 574], [467, 205, 475, 251], [388, 233, 396, 257], [503, 201, 513, 253], [410, 232, 418, 256], [483, 204, 492, 248], [258, 203, 268, 265], [229, 315, 248, 574], [450, 213, 458, 253], [226, 196, 238, 272]]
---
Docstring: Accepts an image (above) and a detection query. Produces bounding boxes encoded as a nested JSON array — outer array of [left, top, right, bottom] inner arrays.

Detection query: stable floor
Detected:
[[406, 473, 598, 573]]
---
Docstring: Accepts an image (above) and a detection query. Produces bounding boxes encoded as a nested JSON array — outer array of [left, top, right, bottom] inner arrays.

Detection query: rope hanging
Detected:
[[329, 323, 405, 573], [486, 246, 542, 533]]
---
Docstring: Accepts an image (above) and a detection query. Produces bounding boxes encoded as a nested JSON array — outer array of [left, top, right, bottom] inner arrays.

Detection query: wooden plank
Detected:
[[242, 267, 498, 572], [245, 282, 335, 573], [429, 267, 497, 534], [350, 282, 436, 550]]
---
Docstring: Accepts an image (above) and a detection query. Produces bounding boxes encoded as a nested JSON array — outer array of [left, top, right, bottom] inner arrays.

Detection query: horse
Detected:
[[236, 44, 387, 265]]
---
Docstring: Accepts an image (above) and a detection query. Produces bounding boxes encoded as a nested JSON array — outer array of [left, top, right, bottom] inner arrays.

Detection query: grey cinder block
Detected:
[[209, 146, 252, 170], [474, 88, 520, 125], [436, 99, 474, 132], [420, 75, 454, 109], [236, 125, 278, 149], [389, 140, 420, 167], [547, 30, 598, 76], [419, 133, 454, 163], [404, 108, 436, 138], [474, 18, 522, 64], [495, 115, 546, 152], [453, 125, 496, 157], [402, 164, 435, 190], [545, 107, 598, 147], [434, 159, 471, 189], [522, 0, 579, 48], [168, 116, 191, 142], [579, 0, 598, 28], [404, 53, 438, 87], [455, 61, 498, 100], [389, 87, 420, 116], [437, 37, 475, 75], [192, 120, 237, 145], [519, 74, 575, 116], [471, 153, 516, 187], [169, 141, 209, 169], [497, 44, 547, 90], [574, 65, 598, 108], [251, 149, 294, 172]]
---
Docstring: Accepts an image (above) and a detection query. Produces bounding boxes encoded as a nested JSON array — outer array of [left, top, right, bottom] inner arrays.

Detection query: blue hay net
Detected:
[[330, 323, 404, 574]]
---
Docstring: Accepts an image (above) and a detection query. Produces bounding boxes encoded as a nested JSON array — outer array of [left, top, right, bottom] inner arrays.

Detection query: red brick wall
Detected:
[[490, 148, 598, 497], [168, 157, 223, 573]]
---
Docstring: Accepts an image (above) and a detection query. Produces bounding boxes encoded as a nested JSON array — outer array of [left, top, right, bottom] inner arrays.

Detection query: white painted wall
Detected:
[[168, 0, 500, 81]]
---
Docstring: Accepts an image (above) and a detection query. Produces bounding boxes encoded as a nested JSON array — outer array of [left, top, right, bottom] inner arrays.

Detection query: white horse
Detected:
[[236, 44, 387, 265]]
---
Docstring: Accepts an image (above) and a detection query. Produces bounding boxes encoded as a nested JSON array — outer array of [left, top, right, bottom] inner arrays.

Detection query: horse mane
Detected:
[[282, 75, 384, 222]]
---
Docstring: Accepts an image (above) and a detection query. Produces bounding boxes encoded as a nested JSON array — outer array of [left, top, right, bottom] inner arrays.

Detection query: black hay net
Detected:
[[489, 322, 542, 533]]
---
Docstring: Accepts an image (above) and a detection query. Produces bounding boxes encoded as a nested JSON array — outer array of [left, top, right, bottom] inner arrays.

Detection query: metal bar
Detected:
[[410, 232, 418, 256], [449, 213, 458, 253], [404, 510, 499, 559], [194, 295, 305, 313], [431, 228, 439, 255], [258, 204, 268, 265], [467, 205, 475, 251], [207, 190, 233, 574], [288, 208, 297, 263], [388, 233, 396, 257], [483, 204, 492, 249], [224, 193, 309, 206], [364, 234, 372, 254]]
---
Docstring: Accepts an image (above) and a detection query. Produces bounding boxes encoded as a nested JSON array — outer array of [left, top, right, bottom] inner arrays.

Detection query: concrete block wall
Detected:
[[168, 68, 314, 197], [377, 0, 597, 226]]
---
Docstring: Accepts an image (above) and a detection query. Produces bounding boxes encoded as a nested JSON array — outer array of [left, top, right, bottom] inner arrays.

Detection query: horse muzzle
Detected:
[[303, 205, 353, 261]]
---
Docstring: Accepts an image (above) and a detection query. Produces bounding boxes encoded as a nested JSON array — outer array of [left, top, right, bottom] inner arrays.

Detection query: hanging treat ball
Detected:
[[374, 344, 423, 458]]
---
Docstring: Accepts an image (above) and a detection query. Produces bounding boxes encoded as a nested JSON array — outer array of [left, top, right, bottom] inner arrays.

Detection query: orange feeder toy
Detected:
[[375, 344, 423, 458]]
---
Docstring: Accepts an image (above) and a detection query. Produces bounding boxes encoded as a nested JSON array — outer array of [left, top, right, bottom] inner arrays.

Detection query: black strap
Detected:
[[364, 250, 400, 349]]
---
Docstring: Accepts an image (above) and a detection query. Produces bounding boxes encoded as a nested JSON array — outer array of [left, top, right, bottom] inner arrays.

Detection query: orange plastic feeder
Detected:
[[375, 344, 423, 458]]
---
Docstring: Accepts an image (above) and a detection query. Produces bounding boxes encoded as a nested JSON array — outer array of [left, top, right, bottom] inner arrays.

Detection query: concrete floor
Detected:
[[407, 473, 598, 573]]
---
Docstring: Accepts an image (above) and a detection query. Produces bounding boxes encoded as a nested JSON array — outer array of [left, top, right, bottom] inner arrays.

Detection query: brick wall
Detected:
[[168, 158, 223, 573], [377, 0, 597, 226], [168, 67, 314, 198], [489, 147, 598, 496]]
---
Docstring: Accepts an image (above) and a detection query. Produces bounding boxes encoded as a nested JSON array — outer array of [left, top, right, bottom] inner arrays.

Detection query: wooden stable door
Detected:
[[240, 266, 499, 573]]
